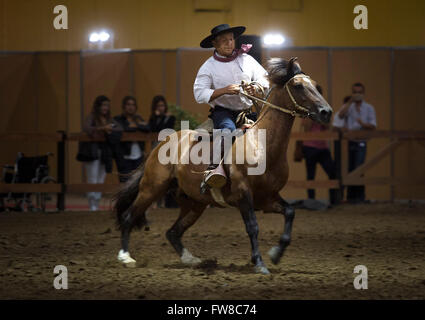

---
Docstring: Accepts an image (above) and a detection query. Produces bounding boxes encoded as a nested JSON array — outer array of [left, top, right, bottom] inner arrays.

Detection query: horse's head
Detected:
[[267, 57, 333, 124]]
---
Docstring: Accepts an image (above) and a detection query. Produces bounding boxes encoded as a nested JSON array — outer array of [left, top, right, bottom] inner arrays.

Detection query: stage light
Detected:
[[99, 31, 110, 42], [89, 31, 111, 43], [89, 32, 100, 43], [263, 33, 286, 46]]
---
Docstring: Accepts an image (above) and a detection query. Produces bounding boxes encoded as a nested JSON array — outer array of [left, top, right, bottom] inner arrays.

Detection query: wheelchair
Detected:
[[1, 152, 56, 212]]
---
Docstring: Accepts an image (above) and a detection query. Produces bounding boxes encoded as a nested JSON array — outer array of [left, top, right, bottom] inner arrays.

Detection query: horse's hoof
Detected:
[[254, 265, 270, 275], [181, 248, 202, 265], [268, 246, 282, 265], [182, 256, 202, 265], [123, 260, 136, 268], [117, 249, 137, 268]]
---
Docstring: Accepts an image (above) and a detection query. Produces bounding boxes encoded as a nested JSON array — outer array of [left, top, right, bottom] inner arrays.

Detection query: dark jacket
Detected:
[[113, 114, 150, 158], [148, 114, 176, 132], [76, 114, 122, 173]]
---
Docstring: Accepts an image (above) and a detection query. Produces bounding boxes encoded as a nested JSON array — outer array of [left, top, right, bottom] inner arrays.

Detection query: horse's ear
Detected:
[[288, 57, 298, 73]]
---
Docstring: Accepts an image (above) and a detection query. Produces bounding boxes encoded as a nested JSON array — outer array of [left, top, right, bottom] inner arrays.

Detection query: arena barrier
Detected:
[[0, 130, 424, 210]]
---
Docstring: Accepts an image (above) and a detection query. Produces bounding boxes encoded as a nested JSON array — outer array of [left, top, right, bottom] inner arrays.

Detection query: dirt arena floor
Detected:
[[0, 202, 424, 300]]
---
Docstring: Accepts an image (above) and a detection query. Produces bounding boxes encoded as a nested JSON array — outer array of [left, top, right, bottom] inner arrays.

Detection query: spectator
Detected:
[[300, 85, 337, 205], [337, 83, 377, 203], [148, 95, 176, 148], [113, 96, 150, 183], [77, 95, 121, 211], [148, 95, 177, 208], [332, 96, 351, 132]]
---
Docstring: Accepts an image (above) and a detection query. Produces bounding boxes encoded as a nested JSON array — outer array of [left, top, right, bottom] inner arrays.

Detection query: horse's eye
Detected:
[[294, 83, 303, 90]]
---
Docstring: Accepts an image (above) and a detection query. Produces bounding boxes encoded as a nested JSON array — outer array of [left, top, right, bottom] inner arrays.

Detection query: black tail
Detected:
[[114, 164, 146, 230]]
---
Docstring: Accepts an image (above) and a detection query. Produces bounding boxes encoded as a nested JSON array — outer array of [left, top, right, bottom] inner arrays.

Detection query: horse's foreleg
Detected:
[[239, 192, 270, 275], [265, 197, 295, 265], [166, 195, 206, 265]]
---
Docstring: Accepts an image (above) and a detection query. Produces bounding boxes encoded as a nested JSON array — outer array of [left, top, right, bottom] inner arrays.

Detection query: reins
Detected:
[[240, 74, 311, 118]]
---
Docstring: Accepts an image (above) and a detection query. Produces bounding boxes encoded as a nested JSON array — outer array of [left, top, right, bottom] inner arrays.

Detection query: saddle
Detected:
[[195, 108, 256, 135]]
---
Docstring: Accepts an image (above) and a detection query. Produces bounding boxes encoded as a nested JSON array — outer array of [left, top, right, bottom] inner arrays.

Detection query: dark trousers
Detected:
[[347, 141, 367, 202], [117, 157, 143, 183], [208, 106, 238, 167], [302, 146, 338, 204]]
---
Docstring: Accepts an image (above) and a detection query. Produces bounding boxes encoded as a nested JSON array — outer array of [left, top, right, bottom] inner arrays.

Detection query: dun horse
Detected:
[[114, 57, 333, 274]]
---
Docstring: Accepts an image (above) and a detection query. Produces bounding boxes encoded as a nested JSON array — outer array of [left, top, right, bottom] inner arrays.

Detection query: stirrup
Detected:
[[204, 162, 227, 189]]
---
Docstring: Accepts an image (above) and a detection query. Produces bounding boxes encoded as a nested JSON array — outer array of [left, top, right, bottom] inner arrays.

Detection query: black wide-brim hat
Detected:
[[200, 24, 246, 48]]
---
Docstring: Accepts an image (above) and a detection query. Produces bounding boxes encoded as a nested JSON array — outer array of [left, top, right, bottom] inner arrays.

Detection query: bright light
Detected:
[[263, 33, 286, 46], [99, 31, 110, 42], [89, 31, 111, 43], [89, 32, 100, 43]]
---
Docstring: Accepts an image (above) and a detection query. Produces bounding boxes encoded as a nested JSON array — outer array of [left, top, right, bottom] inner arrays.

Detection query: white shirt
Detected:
[[123, 142, 142, 160], [337, 101, 377, 131], [193, 53, 269, 111], [332, 110, 346, 128]]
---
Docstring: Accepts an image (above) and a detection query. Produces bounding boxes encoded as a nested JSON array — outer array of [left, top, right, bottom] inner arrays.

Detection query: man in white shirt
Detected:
[[336, 83, 377, 203], [193, 24, 269, 193]]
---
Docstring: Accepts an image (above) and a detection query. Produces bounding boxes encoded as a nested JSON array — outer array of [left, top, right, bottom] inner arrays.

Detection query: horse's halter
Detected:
[[240, 74, 312, 118]]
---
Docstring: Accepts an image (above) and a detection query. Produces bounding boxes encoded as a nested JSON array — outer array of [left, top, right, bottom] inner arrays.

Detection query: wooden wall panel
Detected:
[[164, 51, 177, 106], [393, 50, 425, 199], [0, 53, 37, 166], [67, 53, 82, 184], [133, 51, 164, 120], [35, 53, 67, 180]]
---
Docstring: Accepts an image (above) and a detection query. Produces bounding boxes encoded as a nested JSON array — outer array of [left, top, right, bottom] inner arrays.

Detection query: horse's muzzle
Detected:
[[317, 105, 333, 124]]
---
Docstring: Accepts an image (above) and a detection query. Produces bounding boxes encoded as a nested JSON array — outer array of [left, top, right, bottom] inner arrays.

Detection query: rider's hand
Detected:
[[245, 84, 258, 97], [223, 84, 240, 95]]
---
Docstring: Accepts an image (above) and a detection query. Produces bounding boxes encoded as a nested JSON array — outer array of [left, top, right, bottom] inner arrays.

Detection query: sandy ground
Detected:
[[0, 203, 424, 300]]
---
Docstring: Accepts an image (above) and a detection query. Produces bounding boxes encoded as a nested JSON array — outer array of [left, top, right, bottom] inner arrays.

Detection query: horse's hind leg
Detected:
[[166, 193, 206, 265], [118, 175, 171, 267], [264, 197, 295, 265]]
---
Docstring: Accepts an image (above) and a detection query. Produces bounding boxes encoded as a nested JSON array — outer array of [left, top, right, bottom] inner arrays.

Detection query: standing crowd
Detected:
[[77, 94, 175, 211]]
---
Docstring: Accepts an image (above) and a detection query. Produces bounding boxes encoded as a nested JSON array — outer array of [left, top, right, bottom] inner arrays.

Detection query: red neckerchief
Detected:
[[213, 44, 252, 62]]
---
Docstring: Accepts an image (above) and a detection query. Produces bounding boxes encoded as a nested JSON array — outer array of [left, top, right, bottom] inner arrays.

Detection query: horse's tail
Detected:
[[113, 164, 146, 231]]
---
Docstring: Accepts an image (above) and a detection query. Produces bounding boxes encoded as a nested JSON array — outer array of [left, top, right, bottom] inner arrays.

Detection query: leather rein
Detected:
[[240, 74, 312, 118]]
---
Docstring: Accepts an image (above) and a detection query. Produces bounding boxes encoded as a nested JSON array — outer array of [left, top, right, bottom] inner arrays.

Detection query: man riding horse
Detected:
[[115, 24, 333, 273], [193, 24, 269, 193]]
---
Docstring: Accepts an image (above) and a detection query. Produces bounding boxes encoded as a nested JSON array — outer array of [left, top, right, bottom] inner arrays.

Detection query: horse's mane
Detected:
[[266, 58, 303, 86]]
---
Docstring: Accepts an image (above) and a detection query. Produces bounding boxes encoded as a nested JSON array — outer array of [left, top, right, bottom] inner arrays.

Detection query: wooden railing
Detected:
[[0, 130, 424, 210]]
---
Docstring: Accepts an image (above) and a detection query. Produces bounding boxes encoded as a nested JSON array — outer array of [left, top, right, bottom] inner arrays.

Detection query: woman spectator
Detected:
[[301, 85, 337, 206], [77, 95, 121, 211], [148, 95, 177, 208], [148, 95, 176, 148], [113, 96, 150, 183]]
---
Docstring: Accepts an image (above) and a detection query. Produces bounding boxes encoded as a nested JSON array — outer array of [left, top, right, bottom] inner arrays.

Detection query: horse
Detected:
[[114, 57, 333, 274]]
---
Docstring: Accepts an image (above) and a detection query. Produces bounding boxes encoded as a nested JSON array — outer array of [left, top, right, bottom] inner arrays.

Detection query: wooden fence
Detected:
[[0, 130, 424, 210]]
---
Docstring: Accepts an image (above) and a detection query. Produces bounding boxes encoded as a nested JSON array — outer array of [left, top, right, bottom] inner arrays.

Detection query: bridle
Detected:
[[240, 74, 312, 118]]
